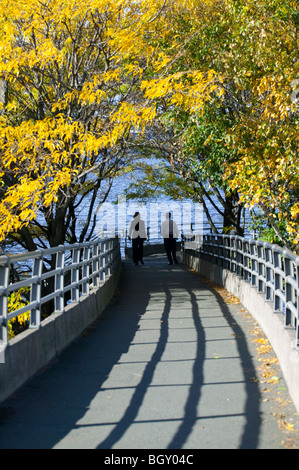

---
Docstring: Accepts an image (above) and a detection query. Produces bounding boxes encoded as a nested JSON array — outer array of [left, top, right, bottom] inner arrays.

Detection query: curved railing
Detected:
[[182, 234, 299, 349], [0, 238, 120, 346], [2, 234, 298, 350]]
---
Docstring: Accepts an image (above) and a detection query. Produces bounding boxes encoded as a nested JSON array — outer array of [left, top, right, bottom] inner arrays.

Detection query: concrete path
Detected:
[[0, 254, 299, 450]]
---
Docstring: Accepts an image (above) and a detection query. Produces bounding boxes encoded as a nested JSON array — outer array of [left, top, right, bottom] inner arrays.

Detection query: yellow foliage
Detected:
[[7, 287, 30, 339], [0, 0, 168, 240], [0, 0, 298, 250]]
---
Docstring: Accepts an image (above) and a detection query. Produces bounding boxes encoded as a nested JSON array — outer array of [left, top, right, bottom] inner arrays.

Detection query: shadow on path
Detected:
[[0, 256, 262, 449], [204, 280, 262, 449], [97, 287, 171, 448], [166, 290, 205, 449], [0, 262, 150, 449]]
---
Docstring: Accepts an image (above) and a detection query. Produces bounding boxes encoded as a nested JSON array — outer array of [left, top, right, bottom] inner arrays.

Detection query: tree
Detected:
[[220, 0, 299, 249], [123, 0, 247, 235], [130, 0, 299, 250], [0, 0, 158, 254], [1, 0, 298, 255], [124, 111, 247, 235]]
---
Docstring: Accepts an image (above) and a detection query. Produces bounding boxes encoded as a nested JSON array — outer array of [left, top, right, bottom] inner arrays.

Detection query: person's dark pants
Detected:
[[164, 236, 177, 264], [132, 237, 144, 264]]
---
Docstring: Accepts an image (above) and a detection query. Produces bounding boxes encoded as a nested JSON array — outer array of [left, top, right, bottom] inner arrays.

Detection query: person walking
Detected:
[[129, 212, 146, 266], [161, 212, 179, 265]]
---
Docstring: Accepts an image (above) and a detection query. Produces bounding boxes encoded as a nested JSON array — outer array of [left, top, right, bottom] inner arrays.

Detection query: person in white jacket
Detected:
[[129, 212, 147, 265], [161, 212, 179, 265]]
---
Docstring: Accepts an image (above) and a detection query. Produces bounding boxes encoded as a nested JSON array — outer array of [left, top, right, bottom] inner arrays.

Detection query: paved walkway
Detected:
[[1, 254, 299, 450]]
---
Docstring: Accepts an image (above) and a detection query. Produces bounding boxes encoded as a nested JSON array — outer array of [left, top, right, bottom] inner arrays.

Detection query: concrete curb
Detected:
[[182, 250, 299, 416], [0, 261, 121, 405]]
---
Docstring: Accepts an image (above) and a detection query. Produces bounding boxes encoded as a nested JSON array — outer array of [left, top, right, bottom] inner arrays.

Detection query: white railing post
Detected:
[[273, 246, 284, 313], [257, 242, 265, 294], [236, 236, 243, 277], [30, 253, 43, 328], [82, 244, 90, 296], [55, 246, 65, 313], [100, 241, 106, 283], [250, 240, 258, 288], [71, 247, 80, 302], [243, 239, 251, 283], [265, 243, 274, 302], [109, 239, 113, 276], [92, 243, 100, 288]]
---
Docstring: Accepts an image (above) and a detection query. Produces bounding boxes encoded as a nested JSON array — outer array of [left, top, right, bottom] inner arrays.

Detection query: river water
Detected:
[[93, 167, 252, 255], [1, 162, 251, 258]]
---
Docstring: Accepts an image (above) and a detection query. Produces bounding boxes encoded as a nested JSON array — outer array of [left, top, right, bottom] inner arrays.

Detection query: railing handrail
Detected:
[[0, 238, 121, 345], [182, 234, 299, 349]]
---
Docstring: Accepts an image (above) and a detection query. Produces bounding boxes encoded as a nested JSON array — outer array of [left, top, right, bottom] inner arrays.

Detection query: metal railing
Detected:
[[182, 234, 299, 348], [0, 238, 120, 346]]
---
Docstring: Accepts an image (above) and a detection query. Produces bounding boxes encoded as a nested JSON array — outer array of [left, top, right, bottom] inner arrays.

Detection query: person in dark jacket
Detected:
[[129, 212, 147, 265], [161, 212, 179, 265]]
